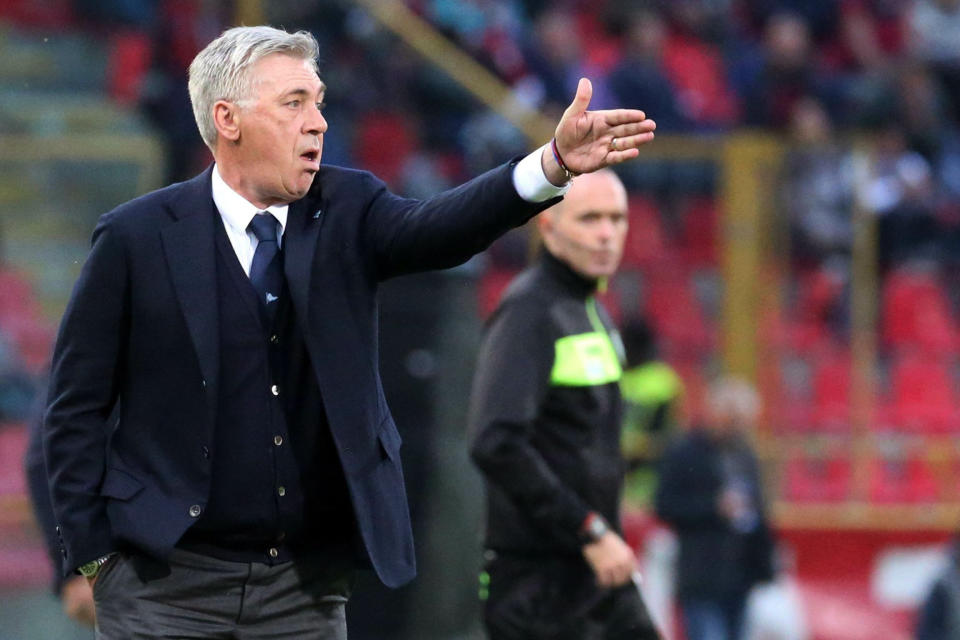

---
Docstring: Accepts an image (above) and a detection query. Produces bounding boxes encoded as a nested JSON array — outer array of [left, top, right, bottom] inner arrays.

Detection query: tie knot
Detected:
[[248, 213, 278, 242]]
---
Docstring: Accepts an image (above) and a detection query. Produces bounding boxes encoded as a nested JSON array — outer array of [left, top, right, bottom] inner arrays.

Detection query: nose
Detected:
[[597, 218, 615, 244], [305, 104, 327, 137]]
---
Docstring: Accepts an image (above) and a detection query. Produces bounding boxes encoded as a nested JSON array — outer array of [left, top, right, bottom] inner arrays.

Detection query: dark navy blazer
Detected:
[[43, 160, 558, 588]]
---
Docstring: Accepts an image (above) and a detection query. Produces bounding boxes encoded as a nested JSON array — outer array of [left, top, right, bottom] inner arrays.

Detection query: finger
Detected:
[[611, 132, 655, 152], [602, 109, 648, 126], [604, 147, 642, 165], [562, 77, 593, 120], [609, 120, 657, 139]]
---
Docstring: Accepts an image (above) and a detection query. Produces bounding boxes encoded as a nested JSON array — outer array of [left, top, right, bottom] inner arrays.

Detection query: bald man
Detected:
[[469, 171, 660, 639]]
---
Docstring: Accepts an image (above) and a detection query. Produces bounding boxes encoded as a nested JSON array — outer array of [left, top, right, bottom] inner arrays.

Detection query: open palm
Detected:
[[554, 78, 656, 175]]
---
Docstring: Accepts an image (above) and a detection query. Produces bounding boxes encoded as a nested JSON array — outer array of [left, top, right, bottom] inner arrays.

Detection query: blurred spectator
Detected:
[[0, 223, 41, 421], [915, 533, 960, 640], [736, 0, 840, 43], [608, 8, 689, 132], [830, 0, 904, 74], [139, 0, 223, 183], [896, 61, 954, 160], [862, 123, 938, 267], [732, 12, 836, 130], [656, 377, 776, 640], [908, 0, 960, 118], [522, 7, 614, 113], [781, 96, 854, 267], [619, 317, 684, 510], [908, 0, 960, 65], [660, 2, 739, 129]]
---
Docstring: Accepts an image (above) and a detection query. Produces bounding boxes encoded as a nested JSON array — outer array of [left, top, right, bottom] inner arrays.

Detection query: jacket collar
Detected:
[[539, 249, 598, 299]]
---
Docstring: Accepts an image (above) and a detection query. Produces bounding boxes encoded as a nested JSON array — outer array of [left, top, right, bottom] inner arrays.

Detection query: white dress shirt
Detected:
[[211, 145, 567, 274], [211, 166, 288, 276]]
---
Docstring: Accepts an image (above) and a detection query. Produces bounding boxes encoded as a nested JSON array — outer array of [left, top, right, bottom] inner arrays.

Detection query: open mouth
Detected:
[[300, 149, 320, 170]]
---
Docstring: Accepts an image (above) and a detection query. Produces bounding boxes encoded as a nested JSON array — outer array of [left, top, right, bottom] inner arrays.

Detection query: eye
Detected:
[[286, 99, 301, 108], [316, 101, 326, 111]]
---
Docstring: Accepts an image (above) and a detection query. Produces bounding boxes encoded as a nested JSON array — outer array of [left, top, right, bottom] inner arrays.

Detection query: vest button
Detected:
[[201, 446, 210, 459], [277, 486, 286, 497], [189, 504, 202, 517], [271, 384, 279, 396], [270, 334, 279, 345], [273, 435, 283, 446], [268, 547, 279, 558]]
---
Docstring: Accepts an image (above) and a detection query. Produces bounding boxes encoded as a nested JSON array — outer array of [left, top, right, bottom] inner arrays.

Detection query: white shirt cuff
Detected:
[[512, 143, 570, 202]]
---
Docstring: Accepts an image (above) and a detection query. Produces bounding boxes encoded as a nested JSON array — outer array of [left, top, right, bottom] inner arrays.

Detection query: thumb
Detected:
[[563, 77, 592, 119]]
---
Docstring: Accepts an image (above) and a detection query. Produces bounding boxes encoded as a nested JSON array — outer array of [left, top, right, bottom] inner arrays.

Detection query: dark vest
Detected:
[[178, 210, 356, 564]]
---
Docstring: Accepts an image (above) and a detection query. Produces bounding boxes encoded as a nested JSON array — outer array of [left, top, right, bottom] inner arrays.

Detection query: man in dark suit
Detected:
[[42, 25, 656, 639]]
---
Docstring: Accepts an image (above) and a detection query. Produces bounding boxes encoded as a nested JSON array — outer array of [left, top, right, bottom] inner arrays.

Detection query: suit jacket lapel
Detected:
[[160, 168, 220, 397], [284, 191, 324, 329]]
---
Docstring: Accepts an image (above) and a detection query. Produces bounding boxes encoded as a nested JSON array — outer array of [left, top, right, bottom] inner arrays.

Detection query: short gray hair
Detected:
[[708, 376, 761, 424], [188, 26, 320, 150]]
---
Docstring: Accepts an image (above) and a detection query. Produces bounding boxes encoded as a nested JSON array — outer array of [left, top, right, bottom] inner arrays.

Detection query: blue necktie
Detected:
[[248, 213, 283, 320]]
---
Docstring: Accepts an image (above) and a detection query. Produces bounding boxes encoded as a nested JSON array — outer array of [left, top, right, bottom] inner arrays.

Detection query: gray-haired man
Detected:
[[42, 25, 656, 638]]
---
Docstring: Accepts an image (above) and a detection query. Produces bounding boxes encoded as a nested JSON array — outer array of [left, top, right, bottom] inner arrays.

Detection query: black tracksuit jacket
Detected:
[[469, 251, 626, 554]]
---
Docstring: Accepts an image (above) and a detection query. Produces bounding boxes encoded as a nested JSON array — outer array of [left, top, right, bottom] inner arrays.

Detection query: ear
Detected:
[[213, 100, 241, 143], [537, 210, 553, 237]]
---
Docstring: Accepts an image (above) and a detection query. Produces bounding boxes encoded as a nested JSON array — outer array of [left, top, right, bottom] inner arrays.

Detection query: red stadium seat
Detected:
[[882, 268, 956, 354], [887, 351, 959, 433], [354, 112, 417, 188], [477, 268, 518, 319], [643, 270, 714, 357], [0, 424, 28, 497], [784, 454, 852, 502], [678, 197, 719, 268], [661, 34, 738, 127], [0, 0, 74, 28], [810, 350, 852, 432], [868, 454, 940, 503], [0, 269, 40, 324], [621, 196, 667, 269]]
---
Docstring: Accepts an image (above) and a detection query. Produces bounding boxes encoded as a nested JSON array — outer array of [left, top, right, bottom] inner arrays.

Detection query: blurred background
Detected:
[[2, 0, 960, 638]]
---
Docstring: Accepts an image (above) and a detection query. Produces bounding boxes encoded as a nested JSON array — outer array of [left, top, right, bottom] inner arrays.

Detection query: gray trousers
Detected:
[[92, 548, 354, 639]]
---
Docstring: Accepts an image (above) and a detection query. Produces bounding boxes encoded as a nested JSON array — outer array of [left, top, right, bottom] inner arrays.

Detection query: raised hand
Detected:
[[543, 78, 656, 184]]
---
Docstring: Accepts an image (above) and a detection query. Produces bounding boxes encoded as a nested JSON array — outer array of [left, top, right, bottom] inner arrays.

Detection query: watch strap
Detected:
[[78, 553, 116, 578], [578, 512, 610, 544]]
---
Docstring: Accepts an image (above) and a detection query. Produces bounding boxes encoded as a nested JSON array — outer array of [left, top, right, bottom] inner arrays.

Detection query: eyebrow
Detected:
[[280, 84, 326, 100]]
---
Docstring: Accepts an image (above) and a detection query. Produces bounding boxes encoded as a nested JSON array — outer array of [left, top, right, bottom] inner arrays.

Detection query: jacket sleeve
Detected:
[[469, 298, 592, 550], [915, 578, 950, 640], [362, 160, 561, 280], [654, 439, 725, 529], [23, 405, 65, 594], [43, 213, 128, 575]]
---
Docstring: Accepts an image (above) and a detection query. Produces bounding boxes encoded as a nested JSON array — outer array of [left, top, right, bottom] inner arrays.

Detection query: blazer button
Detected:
[[201, 446, 210, 459], [268, 547, 279, 558], [270, 384, 279, 396], [189, 504, 202, 517]]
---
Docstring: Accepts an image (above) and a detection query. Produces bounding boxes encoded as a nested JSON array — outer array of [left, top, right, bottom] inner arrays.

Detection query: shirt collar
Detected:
[[211, 164, 289, 236]]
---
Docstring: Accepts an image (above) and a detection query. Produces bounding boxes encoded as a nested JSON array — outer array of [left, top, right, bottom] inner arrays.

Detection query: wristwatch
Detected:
[[78, 553, 116, 579], [578, 512, 610, 544]]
